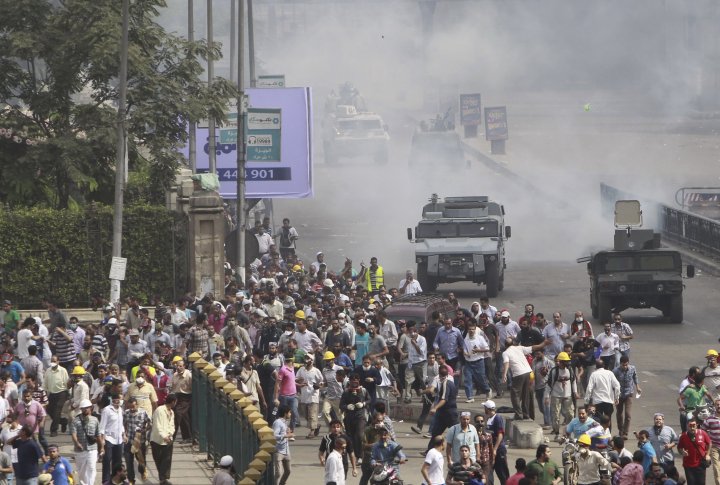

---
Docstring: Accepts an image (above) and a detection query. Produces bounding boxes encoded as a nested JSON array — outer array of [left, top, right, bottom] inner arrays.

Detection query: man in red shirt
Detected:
[[678, 418, 711, 485]]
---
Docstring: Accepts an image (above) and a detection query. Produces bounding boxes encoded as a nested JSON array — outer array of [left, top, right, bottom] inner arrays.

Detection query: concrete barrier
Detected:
[[508, 419, 544, 449]]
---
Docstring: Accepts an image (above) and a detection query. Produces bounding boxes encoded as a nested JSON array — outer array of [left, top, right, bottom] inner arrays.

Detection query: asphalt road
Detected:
[[266, 95, 720, 484]]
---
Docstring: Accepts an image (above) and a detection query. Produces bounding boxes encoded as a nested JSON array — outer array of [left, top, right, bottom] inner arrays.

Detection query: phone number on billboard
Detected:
[[218, 168, 291, 181]]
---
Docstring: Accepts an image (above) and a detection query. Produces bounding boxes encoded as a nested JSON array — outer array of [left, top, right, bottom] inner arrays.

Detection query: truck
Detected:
[[578, 200, 694, 323], [409, 110, 465, 167], [406, 194, 511, 296]]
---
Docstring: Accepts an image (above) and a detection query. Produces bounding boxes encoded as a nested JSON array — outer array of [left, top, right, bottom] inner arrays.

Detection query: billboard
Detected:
[[484, 106, 509, 141], [187, 87, 313, 199], [459, 93, 482, 126]]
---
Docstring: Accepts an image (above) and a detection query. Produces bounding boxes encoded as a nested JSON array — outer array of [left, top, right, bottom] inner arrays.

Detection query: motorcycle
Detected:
[[370, 444, 404, 485]]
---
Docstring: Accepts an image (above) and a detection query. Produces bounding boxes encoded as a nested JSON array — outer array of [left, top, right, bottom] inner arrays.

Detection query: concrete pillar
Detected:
[[188, 191, 225, 297]]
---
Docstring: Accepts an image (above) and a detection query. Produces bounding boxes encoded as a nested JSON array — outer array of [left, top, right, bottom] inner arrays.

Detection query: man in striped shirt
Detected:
[[49, 321, 76, 372], [701, 398, 720, 483]]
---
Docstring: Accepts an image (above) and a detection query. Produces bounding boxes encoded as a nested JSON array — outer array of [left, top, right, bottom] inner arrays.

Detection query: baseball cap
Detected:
[[500, 310, 510, 318], [128, 329, 140, 336], [482, 400, 496, 409]]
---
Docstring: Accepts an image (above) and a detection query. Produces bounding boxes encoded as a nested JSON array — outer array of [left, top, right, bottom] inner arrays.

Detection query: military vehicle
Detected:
[[406, 194, 511, 296], [578, 200, 694, 323], [322, 105, 390, 164], [409, 109, 465, 166]]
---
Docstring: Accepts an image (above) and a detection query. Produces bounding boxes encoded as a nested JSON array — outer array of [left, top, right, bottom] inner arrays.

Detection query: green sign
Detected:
[[245, 108, 281, 162]]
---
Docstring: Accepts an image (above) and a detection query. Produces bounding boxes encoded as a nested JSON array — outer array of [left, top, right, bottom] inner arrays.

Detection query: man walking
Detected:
[[99, 394, 125, 484], [613, 355, 641, 440], [585, 360, 620, 431], [150, 393, 177, 485], [70, 399, 101, 485]]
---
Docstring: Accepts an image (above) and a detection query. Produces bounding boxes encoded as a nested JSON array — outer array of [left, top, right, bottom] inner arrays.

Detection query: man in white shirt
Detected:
[[99, 393, 126, 483], [502, 337, 548, 420], [405, 322, 427, 404], [421, 435, 446, 485], [595, 323, 620, 370], [255, 225, 274, 256], [585, 359, 621, 432], [296, 355, 323, 439], [398, 270, 423, 296], [462, 321, 491, 403], [542, 312, 570, 360], [324, 437, 347, 485]]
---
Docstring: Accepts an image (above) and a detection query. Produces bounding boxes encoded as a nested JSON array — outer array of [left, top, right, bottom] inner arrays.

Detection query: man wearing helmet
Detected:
[[702, 349, 720, 400], [547, 352, 579, 438], [70, 399, 101, 485], [575, 433, 610, 485], [69, 367, 90, 419]]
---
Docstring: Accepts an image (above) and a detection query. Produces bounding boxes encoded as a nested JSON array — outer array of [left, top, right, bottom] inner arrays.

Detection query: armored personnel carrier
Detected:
[[578, 200, 694, 323], [406, 194, 511, 296]]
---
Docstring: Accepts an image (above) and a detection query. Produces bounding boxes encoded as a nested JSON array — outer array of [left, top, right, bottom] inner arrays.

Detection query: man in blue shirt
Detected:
[[433, 318, 464, 369], [371, 428, 407, 475], [43, 444, 74, 485], [564, 407, 598, 440]]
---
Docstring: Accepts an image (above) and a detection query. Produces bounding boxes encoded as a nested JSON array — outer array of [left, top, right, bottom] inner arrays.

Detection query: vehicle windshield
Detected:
[[337, 119, 383, 131], [597, 253, 679, 272], [417, 221, 498, 238]]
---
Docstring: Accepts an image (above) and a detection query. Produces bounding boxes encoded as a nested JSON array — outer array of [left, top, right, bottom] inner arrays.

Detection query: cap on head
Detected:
[[708, 349, 719, 358], [107, 317, 118, 325], [294, 310, 306, 320], [482, 400, 496, 409], [79, 399, 93, 409], [129, 329, 140, 336], [323, 278, 334, 288], [323, 351, 336, 360], [500, 310, 510, 318], [219, 455, 233, 467], [292, 264, 302, 271], [557, 352, 571, 362], [172, 356, 183, 363]]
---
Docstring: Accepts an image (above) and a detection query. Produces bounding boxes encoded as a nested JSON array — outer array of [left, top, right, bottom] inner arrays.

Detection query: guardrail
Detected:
[[188, 352, 275, 485], [600, 182, 720, 259]]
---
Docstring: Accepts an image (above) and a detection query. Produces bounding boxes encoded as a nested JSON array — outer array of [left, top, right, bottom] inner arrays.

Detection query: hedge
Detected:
[[0, 204, 188, 308]]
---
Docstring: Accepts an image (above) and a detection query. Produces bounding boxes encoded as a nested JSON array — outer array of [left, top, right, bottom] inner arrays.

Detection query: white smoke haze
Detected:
[[159, 0, 720, 266]]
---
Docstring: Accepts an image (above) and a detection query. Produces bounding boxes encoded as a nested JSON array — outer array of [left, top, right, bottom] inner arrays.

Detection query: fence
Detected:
[[600, 182, 720, 260], [189, 352, 275, 485]]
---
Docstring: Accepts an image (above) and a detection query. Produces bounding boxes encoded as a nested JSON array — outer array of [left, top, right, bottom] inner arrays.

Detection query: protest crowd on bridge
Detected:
[[0, 216, 712, 485]]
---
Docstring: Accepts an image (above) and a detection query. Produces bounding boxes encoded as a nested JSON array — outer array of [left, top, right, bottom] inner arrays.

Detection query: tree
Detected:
[[0, 0, 236, 208]]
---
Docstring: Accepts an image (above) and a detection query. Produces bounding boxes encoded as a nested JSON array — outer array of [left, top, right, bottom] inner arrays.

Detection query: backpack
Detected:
[[547, 366, 576, 393]]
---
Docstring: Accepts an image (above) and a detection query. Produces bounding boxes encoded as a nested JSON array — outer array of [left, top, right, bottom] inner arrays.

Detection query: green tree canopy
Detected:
[[0, 0, 235, 208]]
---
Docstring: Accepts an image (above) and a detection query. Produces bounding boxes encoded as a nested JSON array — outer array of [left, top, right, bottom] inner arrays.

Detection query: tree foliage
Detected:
[[0, 203, 188, 307], [0, 0, 236, 208]]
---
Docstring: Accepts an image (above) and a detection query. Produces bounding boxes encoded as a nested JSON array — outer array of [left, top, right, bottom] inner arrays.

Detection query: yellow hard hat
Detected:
[[557, 352, 571, 362], [172, 356, 183, 363], [323, 351, 336, 360], [294, 310, 306, 320], [71, 366, 86, 376], [292, 264, 302, 272], [577, 434, 592, 446], [707, 350, 719, 358]]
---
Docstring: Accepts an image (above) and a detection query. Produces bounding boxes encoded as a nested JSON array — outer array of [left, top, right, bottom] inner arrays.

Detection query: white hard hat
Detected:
[[79, 399, 93, 409]]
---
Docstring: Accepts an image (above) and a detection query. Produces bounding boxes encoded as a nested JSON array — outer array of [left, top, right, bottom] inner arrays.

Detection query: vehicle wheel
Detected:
[[670, 295, 683, 323], [597, 295, 612, 323], [486, 262, 500, 298], [564, 462, 578, 485], [374, 149, 389, 164], [417, 263, 434, 292]]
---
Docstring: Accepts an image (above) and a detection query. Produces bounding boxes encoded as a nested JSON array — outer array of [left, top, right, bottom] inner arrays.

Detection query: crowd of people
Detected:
[[0, 217, 714, 485]]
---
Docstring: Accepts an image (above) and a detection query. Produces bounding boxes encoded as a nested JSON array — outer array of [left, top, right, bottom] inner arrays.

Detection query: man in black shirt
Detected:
[[318, 419, 358, 479]]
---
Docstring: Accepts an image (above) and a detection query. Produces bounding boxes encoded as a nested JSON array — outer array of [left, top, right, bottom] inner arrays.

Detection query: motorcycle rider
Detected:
[[370, 427, 406, 483], [575, 433, 611, 485]]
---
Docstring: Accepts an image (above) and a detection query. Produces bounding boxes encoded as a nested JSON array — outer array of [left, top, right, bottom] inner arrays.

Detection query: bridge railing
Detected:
[[189, 352, 275, 485]]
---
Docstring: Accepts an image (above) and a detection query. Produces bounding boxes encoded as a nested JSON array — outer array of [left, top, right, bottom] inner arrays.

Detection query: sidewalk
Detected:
[[47, 430, 216, 484]]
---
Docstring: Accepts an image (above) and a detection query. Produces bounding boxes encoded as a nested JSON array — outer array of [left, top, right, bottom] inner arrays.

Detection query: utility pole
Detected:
[[110, 0, 130, 304], [188, 0, 197, 172], [248, 0, 256, 87], [230, 0, 236, 83], [235, 0, 247, 286], [207, 0, 217, 176]]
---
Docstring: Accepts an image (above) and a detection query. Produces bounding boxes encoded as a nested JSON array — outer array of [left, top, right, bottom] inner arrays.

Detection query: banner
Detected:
[[185, 87, 313, 199]]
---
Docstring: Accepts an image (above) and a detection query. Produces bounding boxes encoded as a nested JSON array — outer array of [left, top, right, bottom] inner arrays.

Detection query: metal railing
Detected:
[[600, 182, 720, 260], [189, 352, 275, 485]]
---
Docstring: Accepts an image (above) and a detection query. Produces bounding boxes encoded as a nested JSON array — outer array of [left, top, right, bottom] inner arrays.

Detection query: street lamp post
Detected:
[[188, 0, 197, 172], [235, 0, 247, 286], [207, 0, 217, 176], [110, 0, 130, 304]]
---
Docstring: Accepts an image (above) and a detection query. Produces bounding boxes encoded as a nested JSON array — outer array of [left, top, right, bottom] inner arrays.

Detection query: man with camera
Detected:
[[70, 399, 102, 485]]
